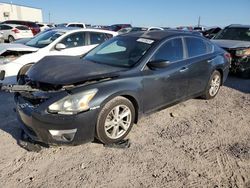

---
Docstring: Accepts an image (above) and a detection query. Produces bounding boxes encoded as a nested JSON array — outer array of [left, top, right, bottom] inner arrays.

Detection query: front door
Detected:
[[142, 38, 190, 113]]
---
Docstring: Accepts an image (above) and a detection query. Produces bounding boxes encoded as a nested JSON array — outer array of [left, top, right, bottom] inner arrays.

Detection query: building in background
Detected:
[[0, 2, 43, 22]]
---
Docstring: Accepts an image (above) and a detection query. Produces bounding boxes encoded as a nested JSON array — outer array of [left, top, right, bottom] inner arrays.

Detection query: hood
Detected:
[[0, 43, 38, 55], [27, 56, 128, 85], [211, 39, 250, 49]]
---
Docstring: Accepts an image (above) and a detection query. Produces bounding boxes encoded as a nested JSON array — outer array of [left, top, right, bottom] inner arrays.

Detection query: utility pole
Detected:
[[198, 16, 201, 27], [49, 12, 51, 24]]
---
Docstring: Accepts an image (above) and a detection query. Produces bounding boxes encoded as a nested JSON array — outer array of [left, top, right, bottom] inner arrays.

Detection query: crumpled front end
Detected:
[[14, 84, 98, 145], [223, 48, 250, 77]]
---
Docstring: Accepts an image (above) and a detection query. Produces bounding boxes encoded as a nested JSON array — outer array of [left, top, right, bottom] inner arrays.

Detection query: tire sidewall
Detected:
[[8, 35, 15, 43], [96, 97, 135, 144]]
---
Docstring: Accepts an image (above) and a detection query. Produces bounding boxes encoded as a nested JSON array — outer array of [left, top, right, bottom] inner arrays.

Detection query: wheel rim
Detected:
[[104, 105, 132, 139], [9, 37, 14, 42], [209, 74, 221, 96]]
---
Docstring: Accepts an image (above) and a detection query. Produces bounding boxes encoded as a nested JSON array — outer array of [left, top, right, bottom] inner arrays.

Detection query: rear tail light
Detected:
[[12, 28, 20, 33], [224, 53, 232, 64]]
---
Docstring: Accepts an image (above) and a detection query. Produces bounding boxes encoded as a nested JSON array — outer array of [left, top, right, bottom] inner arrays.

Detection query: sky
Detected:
[[1, 0, 250, 27]]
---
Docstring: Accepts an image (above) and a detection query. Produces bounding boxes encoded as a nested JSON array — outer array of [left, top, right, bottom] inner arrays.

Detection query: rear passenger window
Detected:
[[152, 38, 184, 62], [75, 24, 84, 28], [185, 37, 213, 57], [1, 25, 12, 30], [60, 32, 85, 48], [16, 26, 29, 30], [90, 33, 107, 45]]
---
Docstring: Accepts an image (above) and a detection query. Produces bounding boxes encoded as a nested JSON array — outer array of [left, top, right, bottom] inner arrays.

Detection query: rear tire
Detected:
[[8, 35, 15, 43], [202, 70, 221, 100], [96, 96, 135, 144]]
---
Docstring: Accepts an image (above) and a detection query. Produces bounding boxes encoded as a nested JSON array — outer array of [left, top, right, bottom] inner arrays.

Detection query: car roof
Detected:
[[4, 20, 36, 23], [0, 23, 28, 28], [46, 27, 117, 35], [120, 30, 203, 41], [227, 24, 250, 28]]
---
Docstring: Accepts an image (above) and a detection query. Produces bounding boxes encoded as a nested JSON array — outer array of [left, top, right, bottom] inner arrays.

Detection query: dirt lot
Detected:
[[0, 75, 249, 188]]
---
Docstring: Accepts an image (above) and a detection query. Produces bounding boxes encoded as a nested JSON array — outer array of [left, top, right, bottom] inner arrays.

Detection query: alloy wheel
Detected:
[[104, 105, 132, 139], [209, 74, 221, 96]]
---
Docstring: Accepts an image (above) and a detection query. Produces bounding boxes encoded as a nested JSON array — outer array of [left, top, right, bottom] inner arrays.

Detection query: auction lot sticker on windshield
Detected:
[[137, 38, 154, 44]]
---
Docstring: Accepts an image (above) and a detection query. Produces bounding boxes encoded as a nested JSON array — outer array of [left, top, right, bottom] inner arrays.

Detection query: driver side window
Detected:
[[152, 38, 184, 62], [60, 32, 85, 48]]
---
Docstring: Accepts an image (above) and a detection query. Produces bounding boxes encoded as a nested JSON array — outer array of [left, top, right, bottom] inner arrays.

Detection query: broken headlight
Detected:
[[0, 56, 19, 65], [48, 89, 98, 115], [235, 48, 250, 57]]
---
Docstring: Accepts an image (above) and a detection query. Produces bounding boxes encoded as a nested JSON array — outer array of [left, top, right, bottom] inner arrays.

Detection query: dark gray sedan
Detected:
[[14, 30, 231, 145]]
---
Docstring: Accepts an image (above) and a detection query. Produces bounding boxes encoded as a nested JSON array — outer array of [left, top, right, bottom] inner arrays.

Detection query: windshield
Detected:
[[84, 36, 155, 67], [26, 30, 64, 48], [214, 27, 250, 41]]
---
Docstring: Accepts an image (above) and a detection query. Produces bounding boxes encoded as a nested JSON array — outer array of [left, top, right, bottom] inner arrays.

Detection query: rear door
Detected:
[[142, 37, 190, 113], [183, 37, 215, 96]]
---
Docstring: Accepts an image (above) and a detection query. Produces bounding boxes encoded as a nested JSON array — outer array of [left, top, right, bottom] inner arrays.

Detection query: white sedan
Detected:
[[0, 28, 117, 84]]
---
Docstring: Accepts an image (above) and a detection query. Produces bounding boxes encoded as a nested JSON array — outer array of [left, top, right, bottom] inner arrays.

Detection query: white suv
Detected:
[[57, 22, 86, 28], [0, 24, 33, 42]]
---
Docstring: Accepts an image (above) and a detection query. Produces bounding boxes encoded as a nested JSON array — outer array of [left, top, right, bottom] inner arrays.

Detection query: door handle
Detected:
[[179, 67, 189, 73]]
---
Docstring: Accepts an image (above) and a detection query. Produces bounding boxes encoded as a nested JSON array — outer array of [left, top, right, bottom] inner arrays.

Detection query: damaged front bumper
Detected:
[[0, 81, 99, 145], [13, 89, 98, 145], [231, 56, 250, 76], [224, 48, 250, 77]]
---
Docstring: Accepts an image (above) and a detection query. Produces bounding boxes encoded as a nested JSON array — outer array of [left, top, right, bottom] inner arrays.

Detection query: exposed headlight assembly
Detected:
[[0, 56, 19, 65], [235, 48, 250, 57], [48, 89, 98, 115]]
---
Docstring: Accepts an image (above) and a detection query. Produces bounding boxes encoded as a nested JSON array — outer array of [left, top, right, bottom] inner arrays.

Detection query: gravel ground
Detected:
[[0, 75, 249, 188]]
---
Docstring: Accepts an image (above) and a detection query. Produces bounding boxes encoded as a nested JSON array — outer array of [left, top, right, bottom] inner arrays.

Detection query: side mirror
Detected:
[[147, 59, 171, 69], [55, 43, 66, 51]]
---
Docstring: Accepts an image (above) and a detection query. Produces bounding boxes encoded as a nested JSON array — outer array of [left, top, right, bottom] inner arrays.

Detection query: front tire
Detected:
[[202, 70, 221, 100], [96, 96, 135, 144]]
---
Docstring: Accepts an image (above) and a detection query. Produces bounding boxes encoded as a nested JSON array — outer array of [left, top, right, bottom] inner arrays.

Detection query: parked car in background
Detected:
[[92, 25, 108, 29], [0, 28, 117, 84], [0, 24, 33, 42], [176, 26, 193, 31], [0, 32, 4, 43], [147, 27, 164, 31], [202, 27, 221, 39], [57, 22, 86, 28], [212, 24, 250, 78], [12, 30, 230, 145], [118, 27, 147, 34], [108, 24, 132, 31], [193, 26, 207, 32], [37, 23, 54, 32], [1, 20, 40, 36]]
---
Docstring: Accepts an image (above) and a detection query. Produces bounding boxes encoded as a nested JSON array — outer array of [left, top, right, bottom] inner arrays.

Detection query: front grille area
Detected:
[[19, 92, 48, 106]]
